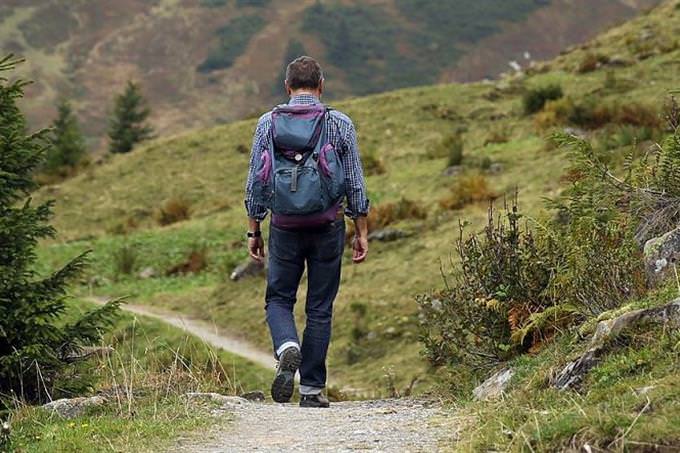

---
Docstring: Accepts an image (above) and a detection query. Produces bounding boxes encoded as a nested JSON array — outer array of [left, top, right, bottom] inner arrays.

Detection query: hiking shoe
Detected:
[[271, 346, 301, 403], [300, 393, 330, 408]]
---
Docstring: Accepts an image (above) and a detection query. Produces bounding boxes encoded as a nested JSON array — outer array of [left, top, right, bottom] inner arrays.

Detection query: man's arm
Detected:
[[339, 119, 370, 263], [244, 117, 270, 262]]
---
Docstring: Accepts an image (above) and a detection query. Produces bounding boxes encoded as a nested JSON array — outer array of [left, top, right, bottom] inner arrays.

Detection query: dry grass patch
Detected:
[[439, 174, 498, 210]]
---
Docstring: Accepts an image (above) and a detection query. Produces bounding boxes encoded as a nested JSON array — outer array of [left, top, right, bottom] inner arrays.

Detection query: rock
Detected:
[[644, 227, 680, 285], [43, 396, 107, 418], [239, 390, 266, 402], [138, 267, 157, 279], [230, 258, 266, 281], [606, 55, 632, 67], [552, 299, 680, 390], [442, 165, 463, 177], [185, 392, 249, 406], [486, 163, 504, 175], [473, 368, 513, 401], [367, 229, 411, 243], [563, 127, 587, 139]]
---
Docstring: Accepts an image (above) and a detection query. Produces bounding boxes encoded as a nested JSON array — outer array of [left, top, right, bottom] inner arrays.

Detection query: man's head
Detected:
[[285, 56, 324, 97]]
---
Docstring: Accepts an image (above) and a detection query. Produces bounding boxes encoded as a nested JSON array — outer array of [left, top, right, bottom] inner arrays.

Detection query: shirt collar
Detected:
[[289, 93, 321, 106]]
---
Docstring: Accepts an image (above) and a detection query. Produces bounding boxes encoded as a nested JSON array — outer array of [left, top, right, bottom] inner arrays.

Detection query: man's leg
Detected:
[[299, 220, 345, 399], [265, 225, 305, 357], [265, 225, 305, 403]]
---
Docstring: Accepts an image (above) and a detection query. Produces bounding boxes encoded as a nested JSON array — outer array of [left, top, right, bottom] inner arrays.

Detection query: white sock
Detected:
[[300, 385, 323, 396], [276, 341, 300, 358]]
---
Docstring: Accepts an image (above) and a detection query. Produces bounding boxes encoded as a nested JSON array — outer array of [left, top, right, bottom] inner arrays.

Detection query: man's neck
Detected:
[[290, 90, 320, 99]]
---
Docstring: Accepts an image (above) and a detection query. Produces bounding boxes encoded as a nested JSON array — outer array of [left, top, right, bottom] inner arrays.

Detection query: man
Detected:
[[244, 56, 370, 408]]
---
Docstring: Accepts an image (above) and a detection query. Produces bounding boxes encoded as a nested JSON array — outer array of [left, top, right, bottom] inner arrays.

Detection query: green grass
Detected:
[[452, 287, 680, 451], [6, 299, 272, 452]]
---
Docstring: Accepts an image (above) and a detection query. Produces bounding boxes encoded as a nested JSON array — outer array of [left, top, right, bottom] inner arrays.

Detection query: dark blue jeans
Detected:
[[265, 219, 345, 390]]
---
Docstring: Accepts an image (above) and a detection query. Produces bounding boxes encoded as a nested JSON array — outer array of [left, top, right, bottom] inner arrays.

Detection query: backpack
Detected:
[[252, 103, 345, 228]]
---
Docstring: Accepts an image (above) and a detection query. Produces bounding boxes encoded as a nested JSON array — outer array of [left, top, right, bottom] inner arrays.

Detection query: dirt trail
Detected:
[[172, 399, 450, 452], [92, 298, 452, 451], [89, 297, 275, 370]]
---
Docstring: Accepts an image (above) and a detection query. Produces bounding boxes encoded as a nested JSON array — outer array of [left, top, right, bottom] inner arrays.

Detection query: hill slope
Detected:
[[0, 0, 659, 144]]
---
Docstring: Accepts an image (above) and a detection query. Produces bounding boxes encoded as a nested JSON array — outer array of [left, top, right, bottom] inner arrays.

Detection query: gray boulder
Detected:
[[367, 229, 411, 243], [43, 396, 107, 418], [442, 165, 463, 177], [473, 368, 513, 401], [643, 227, 680, 285], [230, 258, 266, 281], [552, 299, 680, 390]]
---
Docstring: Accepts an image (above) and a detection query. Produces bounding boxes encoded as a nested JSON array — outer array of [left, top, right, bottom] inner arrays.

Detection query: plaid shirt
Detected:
[[244, 94, 370, 221]]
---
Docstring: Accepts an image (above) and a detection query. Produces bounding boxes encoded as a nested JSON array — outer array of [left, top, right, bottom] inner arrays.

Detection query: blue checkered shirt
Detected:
[[244, 94, 370, 221]]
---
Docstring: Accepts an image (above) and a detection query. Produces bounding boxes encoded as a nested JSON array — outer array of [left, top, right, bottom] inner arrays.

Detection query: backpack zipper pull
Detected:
[[291, 166, 298, 192]]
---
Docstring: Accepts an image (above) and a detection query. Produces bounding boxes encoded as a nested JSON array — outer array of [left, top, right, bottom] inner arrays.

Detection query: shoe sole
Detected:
[[271, 348, 301, 403], [299, 400, 330, 408]]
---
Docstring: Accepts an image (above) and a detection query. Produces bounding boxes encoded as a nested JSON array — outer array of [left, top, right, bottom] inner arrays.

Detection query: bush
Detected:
[[157, 197, 191, 226], [577, 52, 609, 73], [439, 174, 497, 210], [113, 245, 138, 277], [346, 197, 426, 240], [523, 84, 564, 115], [419, 117, 677, 372], [361, 150, 386, 176], [536, 97, 660, 131]]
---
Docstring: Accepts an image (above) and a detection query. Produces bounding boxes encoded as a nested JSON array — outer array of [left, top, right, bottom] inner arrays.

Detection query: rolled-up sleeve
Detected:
[[244, 118, 269, 221], [341, 121, 370, 218]]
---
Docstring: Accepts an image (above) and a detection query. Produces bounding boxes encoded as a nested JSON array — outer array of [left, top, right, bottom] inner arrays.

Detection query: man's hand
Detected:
[[248, 236, 265, 262], [352, 235, 368, 263], [352, 216, 369, 264]]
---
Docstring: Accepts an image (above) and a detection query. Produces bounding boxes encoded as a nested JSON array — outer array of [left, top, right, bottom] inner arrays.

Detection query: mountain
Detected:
[[0, 0, 660, 146]]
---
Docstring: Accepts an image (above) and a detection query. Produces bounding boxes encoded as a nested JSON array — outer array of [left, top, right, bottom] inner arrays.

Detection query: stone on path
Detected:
[[42, 396, 107, 419], [184, 393, 250, 406]]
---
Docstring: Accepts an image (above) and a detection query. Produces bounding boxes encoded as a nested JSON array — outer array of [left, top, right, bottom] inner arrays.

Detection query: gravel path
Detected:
[[174, 398, 448, 452]]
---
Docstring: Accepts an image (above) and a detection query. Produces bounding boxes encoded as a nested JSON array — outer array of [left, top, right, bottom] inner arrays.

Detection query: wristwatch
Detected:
[[247, 230, 262, 238]]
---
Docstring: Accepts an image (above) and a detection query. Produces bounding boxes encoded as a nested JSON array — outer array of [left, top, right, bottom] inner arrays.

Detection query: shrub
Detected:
[[361, 150, 386, 176], [166, 248, 208, 276], [0, 55, 120, 404], [419, 200, 558, 369], [523, 84, 564, 115], [483, 128, 510, 145], [346, 197, 427, 240], [157, 197, 191, 226], [427, 133, 464, 165], [113, 245, 138, 277], [577, 52, 609, 73], [439, 174, 497, 210]]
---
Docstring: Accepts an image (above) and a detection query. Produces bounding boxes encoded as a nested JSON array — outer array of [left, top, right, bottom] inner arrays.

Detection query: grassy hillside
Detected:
[[0, 0, 657, 143], [34, 0, 680, 401]]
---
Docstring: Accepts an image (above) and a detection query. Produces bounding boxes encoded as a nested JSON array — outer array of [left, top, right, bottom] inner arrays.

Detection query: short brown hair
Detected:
[[285, 56, 323, 91]]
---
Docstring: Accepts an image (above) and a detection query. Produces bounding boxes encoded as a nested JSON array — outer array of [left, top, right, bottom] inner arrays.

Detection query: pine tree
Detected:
[[0, 55, 120, 404], [43, 99, 86, 174], [108, 81, 153, 154]]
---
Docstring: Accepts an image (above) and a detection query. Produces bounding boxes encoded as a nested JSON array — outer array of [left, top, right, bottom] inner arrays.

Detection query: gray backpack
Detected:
[[253, 103, 345, 228]]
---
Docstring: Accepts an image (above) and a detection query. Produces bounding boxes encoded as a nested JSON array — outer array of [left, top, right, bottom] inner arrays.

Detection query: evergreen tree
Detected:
[[108, 81, 153, 154], [0, 55, 120, 404], [44, 99, 86, 174]]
